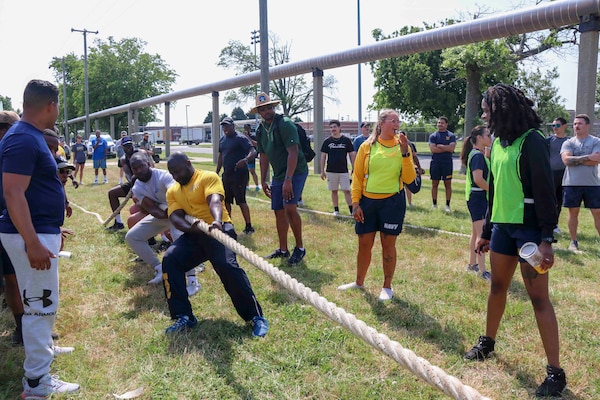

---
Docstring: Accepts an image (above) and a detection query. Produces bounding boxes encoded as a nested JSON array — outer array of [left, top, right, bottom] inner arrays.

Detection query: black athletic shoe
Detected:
[[106, 222, 125, 231], [288, 247, 306, 265], [536, 365, 566, 397], [243, 226, 255, 235], [264, 249, 290, 259], [464, 335, 495, 361], [11, 328, 23, 346]]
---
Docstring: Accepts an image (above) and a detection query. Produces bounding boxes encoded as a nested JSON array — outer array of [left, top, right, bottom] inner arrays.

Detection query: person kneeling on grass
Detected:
[[161, 152, 268, 337]]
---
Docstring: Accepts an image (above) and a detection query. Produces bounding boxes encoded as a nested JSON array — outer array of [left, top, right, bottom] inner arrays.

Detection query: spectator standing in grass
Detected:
[[91, 129, 108, 184], [0, 79, 79, 398], [464, 83, 565, 398], [115, 131, 128, 184], [560, 113, 600, 252], [216, 117, 257, 234], [459, 126, 492, 281], [71, 134, 87, 184], [352, 121, 371, 152], [320, 119, 355, 216], [161, 152, 268, 337], [547, 117, 569, 235], [243, 123, 260, 191], [253, 92, 308, 265], [338, 109, 415, 301], [428, 116, 456, 212]]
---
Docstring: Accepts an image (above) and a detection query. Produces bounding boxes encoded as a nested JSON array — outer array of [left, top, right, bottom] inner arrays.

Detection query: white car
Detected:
[[85, 134, 117, 159]]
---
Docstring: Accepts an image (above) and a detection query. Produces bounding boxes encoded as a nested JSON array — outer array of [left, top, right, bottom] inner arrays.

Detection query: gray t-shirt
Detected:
[[547, 135, 569, 171], [561, 135, 600, 186], [132, 168, 175, 207]]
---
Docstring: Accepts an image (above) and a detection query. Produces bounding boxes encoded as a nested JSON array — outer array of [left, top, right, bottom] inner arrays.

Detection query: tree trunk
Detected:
[[464, 64, 482, 140]]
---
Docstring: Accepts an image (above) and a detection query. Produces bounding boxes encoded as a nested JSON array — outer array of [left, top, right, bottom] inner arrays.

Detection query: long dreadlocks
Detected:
[[482, 83, 542, 145]]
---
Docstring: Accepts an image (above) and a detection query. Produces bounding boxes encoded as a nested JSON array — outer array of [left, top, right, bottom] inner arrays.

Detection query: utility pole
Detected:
[[357, 0, 363, 127], [251, 29, 260, 124], [71, 28, 98, 137], [61, 57, 69, 141]]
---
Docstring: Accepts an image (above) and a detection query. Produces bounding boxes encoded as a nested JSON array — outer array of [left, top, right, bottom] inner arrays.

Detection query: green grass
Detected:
[[1, 163, 599, 399]]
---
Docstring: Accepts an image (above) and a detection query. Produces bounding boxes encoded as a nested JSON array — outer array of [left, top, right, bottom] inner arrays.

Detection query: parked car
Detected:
[[85, 134, 117, 159]]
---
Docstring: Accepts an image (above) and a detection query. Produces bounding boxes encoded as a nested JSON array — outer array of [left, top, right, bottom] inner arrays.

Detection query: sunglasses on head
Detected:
[[552, 123, 562, 128]]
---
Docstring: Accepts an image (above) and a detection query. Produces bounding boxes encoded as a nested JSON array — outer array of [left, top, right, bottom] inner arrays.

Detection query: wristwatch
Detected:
[[402, 152, 410, 158], [284, 176, 292, 180], [541, 237, 555, 244]]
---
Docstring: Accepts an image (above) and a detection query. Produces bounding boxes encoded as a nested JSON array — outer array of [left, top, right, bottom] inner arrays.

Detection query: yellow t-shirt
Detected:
[[166, 169, 232, 224], [56, 145, 66, 158]]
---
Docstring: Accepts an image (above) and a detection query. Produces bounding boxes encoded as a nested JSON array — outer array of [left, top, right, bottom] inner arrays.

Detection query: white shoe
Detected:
[[52, 345, 75, 355], [431, 204, 438, 210], [186, 281, 202, 297], [333, 211, 340, 216], [553, 227, 562, 235], [444, 205, 451, 213], [196, 263, 205, 273], [378, 288, 394, 301], [298, 200, 305, 206], [337, 282, 364, 291], [148, 265, 163, 285], [21, 374, 80, 398]]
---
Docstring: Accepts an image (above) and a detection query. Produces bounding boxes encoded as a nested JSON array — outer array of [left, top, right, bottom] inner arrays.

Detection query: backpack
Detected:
[[277, 115, 316, 162]]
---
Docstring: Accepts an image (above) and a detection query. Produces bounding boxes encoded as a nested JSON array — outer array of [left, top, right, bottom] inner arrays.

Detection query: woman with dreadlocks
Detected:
[[464, 84, 565, 397]]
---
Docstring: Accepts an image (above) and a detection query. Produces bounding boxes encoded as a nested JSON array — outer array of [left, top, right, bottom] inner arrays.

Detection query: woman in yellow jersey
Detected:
[[459, 126, 492, 281], [464, 84, 565, 397], [337, 110, 415, 301]]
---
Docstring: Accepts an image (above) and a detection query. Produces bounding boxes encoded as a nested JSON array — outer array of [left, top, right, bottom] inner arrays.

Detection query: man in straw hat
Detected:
[[250, 92, 308, 265]]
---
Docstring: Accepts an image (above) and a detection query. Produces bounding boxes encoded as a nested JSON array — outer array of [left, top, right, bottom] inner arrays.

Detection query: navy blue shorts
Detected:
[[355, 191, 406, 236], [271, 172, 308, 210], [563, 186, 600, 209], [489, 223, 541, 262], [430, 160, 453, 181], [467, 191, 487, 222]]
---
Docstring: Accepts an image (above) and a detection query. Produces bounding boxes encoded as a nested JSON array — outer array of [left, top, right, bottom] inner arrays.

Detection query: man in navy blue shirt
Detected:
[[428, 116, 456, 212], [216, 117, 257, 234], [0, 79, 80, 398]]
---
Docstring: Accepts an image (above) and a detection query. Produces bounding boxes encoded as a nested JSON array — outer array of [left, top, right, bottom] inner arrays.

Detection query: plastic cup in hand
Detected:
[[519, 242, 547, 274]]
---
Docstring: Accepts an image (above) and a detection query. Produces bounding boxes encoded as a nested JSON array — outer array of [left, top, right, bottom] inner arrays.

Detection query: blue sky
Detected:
[[0, 0, 577, 126]]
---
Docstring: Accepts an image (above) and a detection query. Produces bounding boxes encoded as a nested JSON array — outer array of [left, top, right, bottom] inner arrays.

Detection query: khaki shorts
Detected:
[[327, 172, 351, 191]]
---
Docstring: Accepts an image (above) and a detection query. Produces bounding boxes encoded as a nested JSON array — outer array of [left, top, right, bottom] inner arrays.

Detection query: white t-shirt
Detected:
[[561, 134, 600, 186], [132, 168, 175, 206]]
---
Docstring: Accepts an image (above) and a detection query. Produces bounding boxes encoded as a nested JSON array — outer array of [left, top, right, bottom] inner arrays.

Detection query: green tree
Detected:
[[1, 95, 16, 113], [50, 37, 177, 135], [203, 111, 213, 123], [231, 106, 247, 120], [516, 67, 570, 125], [217, 34, 338, 118]]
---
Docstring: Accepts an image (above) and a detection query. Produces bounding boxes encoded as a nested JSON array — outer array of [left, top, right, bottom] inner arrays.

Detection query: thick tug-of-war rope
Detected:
[[185, 215, 491, 400]]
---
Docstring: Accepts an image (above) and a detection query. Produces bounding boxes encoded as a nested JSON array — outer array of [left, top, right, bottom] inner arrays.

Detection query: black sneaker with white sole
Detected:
[[287, 247, 306, 265], [536, 365, 566, 397], [464, 335, 495, 361], [264, 249, 290, 259]]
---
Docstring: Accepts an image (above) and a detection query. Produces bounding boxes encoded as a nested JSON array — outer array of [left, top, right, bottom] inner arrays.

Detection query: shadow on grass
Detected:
[[363, 291, 465, 355], [166, 318, 254, 399]]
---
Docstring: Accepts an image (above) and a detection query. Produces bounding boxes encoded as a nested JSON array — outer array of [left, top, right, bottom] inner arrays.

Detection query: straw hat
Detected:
[[249, 92, 281, 114]]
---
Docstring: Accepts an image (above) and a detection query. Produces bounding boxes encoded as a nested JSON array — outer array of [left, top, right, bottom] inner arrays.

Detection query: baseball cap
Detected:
[[55, 156, 75, 170], [121, 136, 133, 145], [220, 117, 235, 126], [0, 110, 19, 125]]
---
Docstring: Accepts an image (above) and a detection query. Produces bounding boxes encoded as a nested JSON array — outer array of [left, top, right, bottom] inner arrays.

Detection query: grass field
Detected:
[[1, 160, 599, 399]]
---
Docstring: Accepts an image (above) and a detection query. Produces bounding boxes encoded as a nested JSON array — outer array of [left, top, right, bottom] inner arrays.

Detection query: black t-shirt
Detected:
[[321, 135, 354, 173]]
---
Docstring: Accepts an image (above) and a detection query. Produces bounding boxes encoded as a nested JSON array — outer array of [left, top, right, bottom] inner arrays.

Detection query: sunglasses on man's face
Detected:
[[552, 123, 562, 128]]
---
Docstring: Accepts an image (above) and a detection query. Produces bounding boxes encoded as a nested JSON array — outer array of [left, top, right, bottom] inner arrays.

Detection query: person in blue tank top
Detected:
[[464, 84, 565, 397]]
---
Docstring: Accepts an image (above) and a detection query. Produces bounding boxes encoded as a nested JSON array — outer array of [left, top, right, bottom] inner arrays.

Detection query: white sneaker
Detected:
[[444, 205, 451, 213], [431, 204, 438, 210], [378, 287, 394, 301], [553, 227, 562, 235], [196, 263, 205, 273], [21, 374, 80, 398], [186, 281, 202, 297], [93, 179, 98, 185], [298, 200, 305, 206], [52, 345, 75, 355], [333, 211, 340, 216], [337, 282, 364, 291], [148, 265, 163, 285], [103, 178, 108, 184]]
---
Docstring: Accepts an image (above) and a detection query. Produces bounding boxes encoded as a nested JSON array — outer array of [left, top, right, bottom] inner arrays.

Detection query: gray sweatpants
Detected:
[[1, 233, 60, 379], [124, 214, 179, 267]]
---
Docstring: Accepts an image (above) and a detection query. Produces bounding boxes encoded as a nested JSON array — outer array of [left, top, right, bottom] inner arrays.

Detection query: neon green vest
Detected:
[[465, 149, 490, 201], [365, 141, 403, 194], [490, 129, 542, 223]]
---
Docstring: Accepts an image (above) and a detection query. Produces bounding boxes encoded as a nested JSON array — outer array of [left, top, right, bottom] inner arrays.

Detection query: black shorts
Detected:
[[355, 191, 406, 236], [430, 160, 453, 181], [0, 241, 14, 276], [117, 159, 122, 168], [467, 191, 487, 222], [223, 171, 249, 205]]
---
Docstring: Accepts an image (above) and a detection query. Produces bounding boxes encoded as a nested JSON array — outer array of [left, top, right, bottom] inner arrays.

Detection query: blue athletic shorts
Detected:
[[93, 158, 107, 169], [563, 186, 600, 209], [489, 223, 541, 262], [355, 191, 406, 236], [430, 160, 453, 181], [270, 172, 308, 210], [467, 191, 487, 222]]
